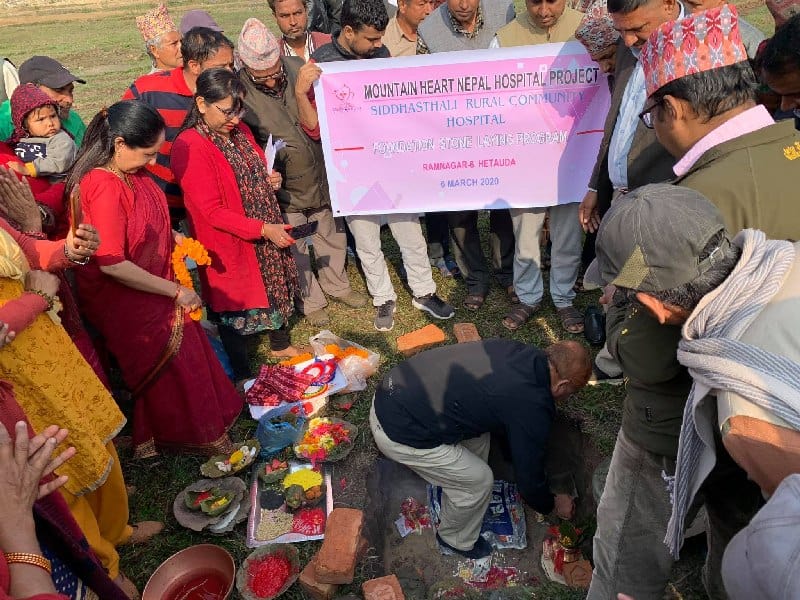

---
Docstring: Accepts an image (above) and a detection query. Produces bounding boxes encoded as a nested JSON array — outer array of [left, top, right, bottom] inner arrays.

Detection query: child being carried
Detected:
[[8, 83, 76, 182]]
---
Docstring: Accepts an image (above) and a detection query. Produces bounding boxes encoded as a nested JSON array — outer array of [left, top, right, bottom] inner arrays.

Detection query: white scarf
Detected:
[[664, 229, 800, 557]]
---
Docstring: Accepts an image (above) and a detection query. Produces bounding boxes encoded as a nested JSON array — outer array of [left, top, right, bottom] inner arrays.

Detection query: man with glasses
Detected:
[[586, 6, 800, 599], [640, 6, 800, 241], [237, 18, 367, 327], [124, 27, 235, 219]]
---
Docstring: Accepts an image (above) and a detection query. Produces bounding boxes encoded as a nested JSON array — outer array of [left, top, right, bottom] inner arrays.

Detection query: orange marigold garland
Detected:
[[171, 237, 211, 321]]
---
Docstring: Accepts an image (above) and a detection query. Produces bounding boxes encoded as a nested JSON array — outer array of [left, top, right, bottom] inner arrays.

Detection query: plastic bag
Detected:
[[428, 480, 527, 550], [256, 403, 306, 458], [309, 330, 380, 393], [201, 320, 234, 381]]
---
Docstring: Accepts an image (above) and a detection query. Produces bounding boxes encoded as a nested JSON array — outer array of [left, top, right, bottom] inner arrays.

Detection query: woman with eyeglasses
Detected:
[[171, 68, 303, 389], [68, 100, 242, 461]]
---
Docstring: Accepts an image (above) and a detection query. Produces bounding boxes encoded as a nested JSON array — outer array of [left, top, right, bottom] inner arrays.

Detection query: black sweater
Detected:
[[310, 31, 392, 62], [374, 339, 556, 514]]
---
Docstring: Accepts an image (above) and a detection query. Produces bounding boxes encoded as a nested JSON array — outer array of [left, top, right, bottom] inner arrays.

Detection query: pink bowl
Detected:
[[142, 544, 235, 600]]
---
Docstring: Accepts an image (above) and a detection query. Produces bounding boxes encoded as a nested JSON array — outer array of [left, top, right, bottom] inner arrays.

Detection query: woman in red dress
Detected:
[[171, 68, 302, 386], [67, 101, 242, 459]]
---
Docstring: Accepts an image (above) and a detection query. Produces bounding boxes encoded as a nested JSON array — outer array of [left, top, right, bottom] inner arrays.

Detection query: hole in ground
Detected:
[[360, 414, 604, 597]]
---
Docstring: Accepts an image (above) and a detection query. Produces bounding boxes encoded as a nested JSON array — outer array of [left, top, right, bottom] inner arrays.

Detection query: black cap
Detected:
[[18, 56, 86, 88]]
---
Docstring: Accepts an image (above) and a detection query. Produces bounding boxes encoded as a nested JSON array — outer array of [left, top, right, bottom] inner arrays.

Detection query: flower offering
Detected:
[[171, 237, 211, 321], [294, 417, 355, 465]]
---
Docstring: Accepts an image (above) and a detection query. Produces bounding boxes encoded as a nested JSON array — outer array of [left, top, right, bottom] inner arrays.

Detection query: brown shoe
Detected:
[[333, 290, 368, 308], [114, 572, 141, 599], [122, 521, 164, 545]]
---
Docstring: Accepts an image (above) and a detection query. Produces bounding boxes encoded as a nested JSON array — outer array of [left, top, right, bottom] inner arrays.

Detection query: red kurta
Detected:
[[75, 169, 241, 457]]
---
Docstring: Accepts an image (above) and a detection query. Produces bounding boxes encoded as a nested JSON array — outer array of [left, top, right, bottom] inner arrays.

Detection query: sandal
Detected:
[[507, 286, 520, 305], [502, 303, 540, 331], [463, 294, 485, 311], [557, 305, 585, 334]]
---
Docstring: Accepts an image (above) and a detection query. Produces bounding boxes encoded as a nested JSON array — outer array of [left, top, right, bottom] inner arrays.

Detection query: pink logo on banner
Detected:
[[315, 44, 611, 215]]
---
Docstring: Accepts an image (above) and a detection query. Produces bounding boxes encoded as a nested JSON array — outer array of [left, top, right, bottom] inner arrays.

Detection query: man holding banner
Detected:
[[492, 0, 586, 334], [307, 0, 456, 331], [416, 0, 517, 312]]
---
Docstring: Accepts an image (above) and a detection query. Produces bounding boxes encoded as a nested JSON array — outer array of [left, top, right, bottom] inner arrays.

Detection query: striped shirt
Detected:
[[122, 67, 193, 208]]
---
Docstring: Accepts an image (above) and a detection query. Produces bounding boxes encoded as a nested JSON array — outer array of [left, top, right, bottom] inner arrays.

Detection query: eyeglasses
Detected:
[[246, 65, 285, 84], [213, 103, 246, 121], [638, 99, 663, 129]]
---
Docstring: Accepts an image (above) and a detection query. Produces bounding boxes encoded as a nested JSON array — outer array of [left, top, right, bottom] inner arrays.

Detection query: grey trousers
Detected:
[[588, 429, 761, 600], [284, 207, 352, 314], [345, 214, 436, 306], [370, 403, 492, 550], [509, 202, 583, 308]]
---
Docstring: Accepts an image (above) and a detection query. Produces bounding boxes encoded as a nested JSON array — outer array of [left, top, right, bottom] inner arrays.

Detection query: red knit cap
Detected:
[[9, 83, 59, 144]]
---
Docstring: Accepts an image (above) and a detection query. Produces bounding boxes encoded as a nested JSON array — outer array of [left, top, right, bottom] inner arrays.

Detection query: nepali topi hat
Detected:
[[640, 3, 748, 97], [136, 3, 178, 42], [576, 0, 620, 57], [237, 18, 281, 71]]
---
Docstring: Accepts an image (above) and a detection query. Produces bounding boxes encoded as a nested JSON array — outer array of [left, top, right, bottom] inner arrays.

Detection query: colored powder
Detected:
[[282, 469, 322, 491]]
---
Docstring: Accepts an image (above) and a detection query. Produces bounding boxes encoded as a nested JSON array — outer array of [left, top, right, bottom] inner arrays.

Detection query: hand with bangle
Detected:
[[24, 271, 59, 312], [0, 420, 76, 595], [64, 224, 101, 265]]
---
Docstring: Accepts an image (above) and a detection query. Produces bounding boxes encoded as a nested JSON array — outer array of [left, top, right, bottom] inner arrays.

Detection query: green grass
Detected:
[[0, 1, 772, 597]]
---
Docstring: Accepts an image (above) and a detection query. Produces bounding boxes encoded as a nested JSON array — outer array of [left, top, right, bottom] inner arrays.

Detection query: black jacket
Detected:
[[310, 31, 392, 62], [374, 339, 556, 514]]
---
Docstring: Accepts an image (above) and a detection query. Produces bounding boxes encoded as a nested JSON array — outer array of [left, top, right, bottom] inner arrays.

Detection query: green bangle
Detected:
[[29, 290, 55, 312]]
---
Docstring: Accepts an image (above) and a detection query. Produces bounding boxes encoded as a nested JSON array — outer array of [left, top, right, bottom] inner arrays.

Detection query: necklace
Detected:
[[104, 163, 132, 189]]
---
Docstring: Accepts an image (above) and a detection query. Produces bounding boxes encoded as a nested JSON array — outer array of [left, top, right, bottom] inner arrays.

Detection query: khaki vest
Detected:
[[417, 0, 514, 52], [496, 7, 584, 46], [240, 56, 330, 213]]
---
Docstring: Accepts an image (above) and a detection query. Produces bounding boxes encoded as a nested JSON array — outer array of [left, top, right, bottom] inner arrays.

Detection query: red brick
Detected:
[[299, 554, 338, 600], [453, 323, 481, 344], [315, 508, 364, 584], [362, 574, 405, 600], [563, 559, 592, 589], [396, 324, 445, 357]]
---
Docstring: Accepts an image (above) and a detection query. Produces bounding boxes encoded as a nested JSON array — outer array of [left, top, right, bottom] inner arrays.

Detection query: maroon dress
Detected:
[[75, 169, 241, 458]]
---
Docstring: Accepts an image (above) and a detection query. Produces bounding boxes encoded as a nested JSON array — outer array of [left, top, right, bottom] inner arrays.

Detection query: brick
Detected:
[[315, 508, 364, 584], [396, 324, 445, 357], [362, 574, 405, 600], [452, 322, 481, 344], [299, 554, 339, 600], [563, 559, 592, 589]]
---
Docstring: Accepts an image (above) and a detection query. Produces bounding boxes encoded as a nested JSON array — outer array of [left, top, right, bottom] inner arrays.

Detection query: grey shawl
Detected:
[[664, 229, 800, 557]]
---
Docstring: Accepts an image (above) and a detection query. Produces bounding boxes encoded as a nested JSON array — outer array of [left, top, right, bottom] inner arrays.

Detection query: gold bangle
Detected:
[[3, 552, 52, 574], [28, 289, 55, 312]]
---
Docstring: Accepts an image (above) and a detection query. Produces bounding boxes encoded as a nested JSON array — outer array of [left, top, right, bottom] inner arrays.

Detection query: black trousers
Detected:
[[424, 212, 451, 262], [447, 209, 514, 296], [217, 324, 291, 381]]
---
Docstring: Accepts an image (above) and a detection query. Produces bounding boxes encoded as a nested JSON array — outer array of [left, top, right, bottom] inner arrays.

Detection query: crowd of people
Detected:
[[0, 0, 798, 598]]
